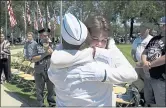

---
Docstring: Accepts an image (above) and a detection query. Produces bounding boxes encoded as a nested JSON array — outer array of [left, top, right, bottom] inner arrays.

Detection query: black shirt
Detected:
[[145, 35, 165, 79]]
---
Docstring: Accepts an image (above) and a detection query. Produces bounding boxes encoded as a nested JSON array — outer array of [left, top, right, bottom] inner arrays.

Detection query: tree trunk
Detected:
[[123, 20, 128, 44], [45, 1, 48, 29], [80, 1, 83, 21], [130, 17, 134, 38]]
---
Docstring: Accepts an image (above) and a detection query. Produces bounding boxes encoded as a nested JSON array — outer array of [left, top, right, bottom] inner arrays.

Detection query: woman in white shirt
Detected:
[[48, 13, 137, 107]]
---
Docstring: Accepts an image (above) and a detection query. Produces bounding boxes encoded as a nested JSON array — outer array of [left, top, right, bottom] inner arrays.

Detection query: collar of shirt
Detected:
[[140, 34, 151, 40], [27, 39, 34, 43]]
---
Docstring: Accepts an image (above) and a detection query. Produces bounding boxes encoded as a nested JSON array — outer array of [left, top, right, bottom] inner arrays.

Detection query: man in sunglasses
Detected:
[[31, 28, 56, 107]]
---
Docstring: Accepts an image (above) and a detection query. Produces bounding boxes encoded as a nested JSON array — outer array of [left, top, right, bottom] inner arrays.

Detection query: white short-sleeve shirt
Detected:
[[132, 35, 153, 62]]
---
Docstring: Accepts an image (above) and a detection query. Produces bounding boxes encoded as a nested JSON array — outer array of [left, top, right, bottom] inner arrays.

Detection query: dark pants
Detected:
[[144, 78, 166, 106], [34, 66, 56, 107], [0, 58, 10, 82]]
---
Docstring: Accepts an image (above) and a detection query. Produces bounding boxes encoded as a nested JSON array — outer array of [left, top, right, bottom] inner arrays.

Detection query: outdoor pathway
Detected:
[[1, 84, 29, 107]]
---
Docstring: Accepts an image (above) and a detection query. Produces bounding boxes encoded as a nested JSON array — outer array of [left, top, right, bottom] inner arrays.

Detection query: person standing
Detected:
[[23, 32, 37, 61], [141, 17, 166, 107], [48, 13, 138, 107], [84, 15, 138, 106], [1, 28, 5, 83], [131, 24, 153, 96], [0, 32, 11, 83], [31, 28, 56, 107]]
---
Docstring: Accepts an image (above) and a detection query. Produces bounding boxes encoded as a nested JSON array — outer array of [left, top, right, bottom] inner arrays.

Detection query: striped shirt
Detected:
[[0, 40, 10, 59]]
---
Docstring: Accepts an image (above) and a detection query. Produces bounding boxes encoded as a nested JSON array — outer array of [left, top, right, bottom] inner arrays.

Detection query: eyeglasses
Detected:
[[91, 37, 109, 43]]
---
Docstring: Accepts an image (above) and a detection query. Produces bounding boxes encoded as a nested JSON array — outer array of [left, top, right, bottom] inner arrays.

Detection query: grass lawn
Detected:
[[10, 44, 24, 50], [117, 44, 135, 66], [4, 82, 38, 107], [4, 80, 50, 107], [4, 44, 134, 106]]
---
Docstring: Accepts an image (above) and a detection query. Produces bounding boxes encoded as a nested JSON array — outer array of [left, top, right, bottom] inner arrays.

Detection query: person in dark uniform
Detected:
[[31, 28, 56, 107]]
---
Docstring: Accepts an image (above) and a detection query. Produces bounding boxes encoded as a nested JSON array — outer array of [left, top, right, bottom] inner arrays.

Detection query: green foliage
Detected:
[[55, 25, 60, 37], [117, 44, 135, 66], [1, 1, 165, 40]]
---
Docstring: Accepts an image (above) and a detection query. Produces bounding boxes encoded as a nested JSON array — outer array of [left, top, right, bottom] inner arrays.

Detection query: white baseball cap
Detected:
[[61, 13, 88, 45]]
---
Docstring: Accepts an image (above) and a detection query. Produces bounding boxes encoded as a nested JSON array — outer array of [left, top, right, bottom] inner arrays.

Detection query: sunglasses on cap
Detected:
[[40, 33, 49, 38], [41, 34, 49, 37]]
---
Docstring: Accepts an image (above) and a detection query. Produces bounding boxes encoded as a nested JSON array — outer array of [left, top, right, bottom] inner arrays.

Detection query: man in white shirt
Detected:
[[132, 25, 153, 64], [48, 13, 138, 107], [23, 32, 37, 61], [131, 23, 153, 105]]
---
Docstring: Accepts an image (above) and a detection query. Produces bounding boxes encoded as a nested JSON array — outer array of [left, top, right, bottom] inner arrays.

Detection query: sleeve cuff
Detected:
[[95, 68, 106, 82]]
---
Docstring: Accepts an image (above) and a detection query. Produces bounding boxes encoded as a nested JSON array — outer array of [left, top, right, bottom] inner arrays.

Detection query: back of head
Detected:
[[139, 23, 152, 37], [61, 13, 88, 50], [140, 23, 151, 30]]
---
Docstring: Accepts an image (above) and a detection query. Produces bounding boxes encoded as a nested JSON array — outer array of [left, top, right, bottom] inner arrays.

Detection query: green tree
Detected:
[[113, 1, 165, 43]]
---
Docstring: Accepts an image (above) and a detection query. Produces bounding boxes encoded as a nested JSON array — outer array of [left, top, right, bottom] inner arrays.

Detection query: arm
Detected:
[[80, 62, 138, 84], [141, 50, 148, 64], [131, 49, 138, 62], [1, 40, 10, 55], [32, 45, 53, 62], [104, 65, 138, 84], [150, 55, 165, 67], [50, 48, 94, 68], [141, 47, 151, 71], [32, 53, 49, 62], [99, 47, 138, 83], [94, 47, 132, 67], [31, 44, 47, 62], [80, 48, 138, 84], [131, 38, 138, 62]]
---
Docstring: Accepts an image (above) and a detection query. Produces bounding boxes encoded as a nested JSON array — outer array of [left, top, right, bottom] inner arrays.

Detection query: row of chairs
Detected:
[[11, 56, 36, 93], [10, 53, 49, 99]]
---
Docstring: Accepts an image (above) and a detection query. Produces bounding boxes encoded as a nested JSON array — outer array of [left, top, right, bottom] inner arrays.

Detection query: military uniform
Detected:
[[32, 42, 56, 107]]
